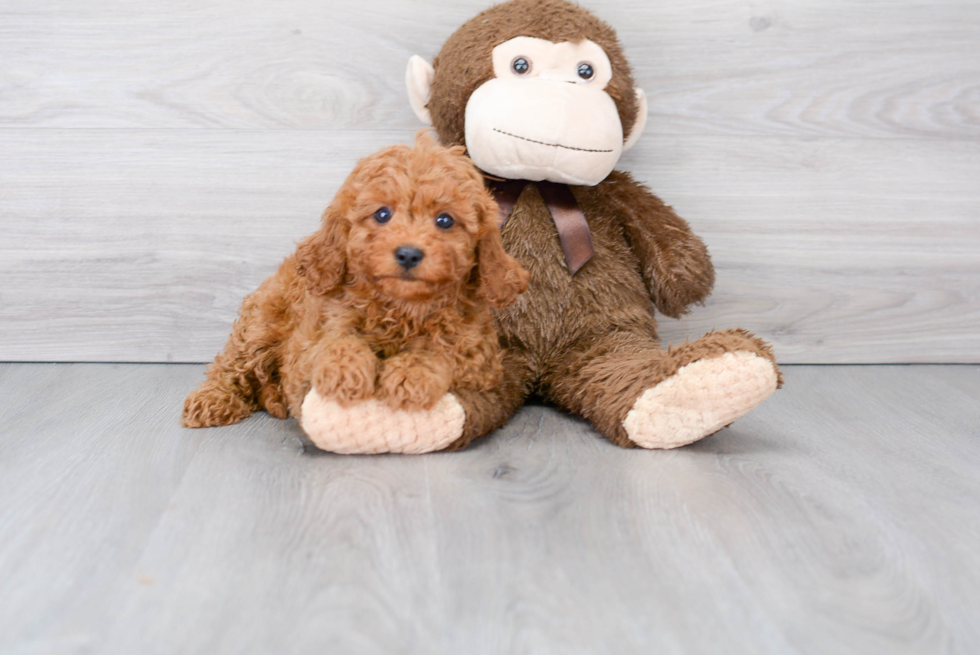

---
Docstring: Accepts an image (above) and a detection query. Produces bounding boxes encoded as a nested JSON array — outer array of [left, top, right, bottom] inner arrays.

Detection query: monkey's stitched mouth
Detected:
[[493, 128, 614, 154]]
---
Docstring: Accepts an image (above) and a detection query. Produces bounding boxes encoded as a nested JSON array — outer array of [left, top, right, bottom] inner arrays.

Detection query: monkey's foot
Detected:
[[623, 351, 778, 449], [300, 389, 466, 454]]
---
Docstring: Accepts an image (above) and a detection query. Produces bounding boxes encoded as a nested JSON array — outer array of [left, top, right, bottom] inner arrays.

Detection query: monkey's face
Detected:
[[408, 27, 648, 188], [464, 37, 624, 186]]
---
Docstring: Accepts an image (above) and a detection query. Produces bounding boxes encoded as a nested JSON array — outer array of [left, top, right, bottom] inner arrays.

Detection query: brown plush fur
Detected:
[[423, 0, 782, 450], [429, 0, 639, 148], [182, 133, 528, 428], [443, 179, 782, 449]]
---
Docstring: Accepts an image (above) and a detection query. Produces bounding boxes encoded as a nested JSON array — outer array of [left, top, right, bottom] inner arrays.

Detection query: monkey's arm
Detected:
[[602, 171, 715, 318]]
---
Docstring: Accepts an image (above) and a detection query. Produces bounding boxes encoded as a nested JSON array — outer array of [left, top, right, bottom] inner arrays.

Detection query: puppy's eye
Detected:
[[435, 213, 455, 230], [373, 207, 392, 224], [511, 56, 531, 76]]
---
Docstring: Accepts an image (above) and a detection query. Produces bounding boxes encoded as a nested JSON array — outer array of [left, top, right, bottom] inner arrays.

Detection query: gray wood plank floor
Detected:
[[1, 363, 978, 654]]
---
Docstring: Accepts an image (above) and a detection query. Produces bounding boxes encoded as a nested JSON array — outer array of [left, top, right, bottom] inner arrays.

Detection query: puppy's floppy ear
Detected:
[[295, 201, 348, 295], [474, 191, 529, 308]]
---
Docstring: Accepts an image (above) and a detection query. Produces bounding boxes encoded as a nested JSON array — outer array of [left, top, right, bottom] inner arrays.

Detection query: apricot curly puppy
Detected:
[[183, 132, 528, 452]]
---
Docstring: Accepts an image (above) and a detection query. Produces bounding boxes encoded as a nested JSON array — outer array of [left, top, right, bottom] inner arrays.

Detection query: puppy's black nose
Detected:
[[394, 245, 424, 269]]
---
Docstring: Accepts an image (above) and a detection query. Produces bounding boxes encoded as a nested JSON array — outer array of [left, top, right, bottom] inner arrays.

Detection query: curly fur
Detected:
[[182, 132, 529, 428]]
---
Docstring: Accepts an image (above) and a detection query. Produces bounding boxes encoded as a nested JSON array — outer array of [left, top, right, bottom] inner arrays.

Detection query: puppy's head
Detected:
[[297, 130, 528, 307]]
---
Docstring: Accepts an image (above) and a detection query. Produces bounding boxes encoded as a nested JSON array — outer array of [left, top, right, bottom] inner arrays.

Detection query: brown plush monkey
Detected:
[[301, 0, 781, 453]]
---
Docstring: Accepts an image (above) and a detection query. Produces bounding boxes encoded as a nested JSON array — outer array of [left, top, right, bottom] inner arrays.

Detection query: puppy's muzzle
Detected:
[[394, 245, 425, 270]]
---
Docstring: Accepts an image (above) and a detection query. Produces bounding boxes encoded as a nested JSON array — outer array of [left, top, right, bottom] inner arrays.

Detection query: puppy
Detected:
[[183, 132, 528, 431]]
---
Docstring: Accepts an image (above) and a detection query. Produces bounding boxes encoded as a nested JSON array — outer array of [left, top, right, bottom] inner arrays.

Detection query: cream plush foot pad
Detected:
[[300, 390, 466, 454], [623, 351, 778, 450]]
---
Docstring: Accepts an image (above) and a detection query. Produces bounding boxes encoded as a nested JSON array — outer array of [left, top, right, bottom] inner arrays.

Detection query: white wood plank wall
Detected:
[[1, 0, 977, 363]]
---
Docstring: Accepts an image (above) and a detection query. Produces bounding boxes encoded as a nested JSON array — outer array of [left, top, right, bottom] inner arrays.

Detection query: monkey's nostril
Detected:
[[394, 245, 425, 269]]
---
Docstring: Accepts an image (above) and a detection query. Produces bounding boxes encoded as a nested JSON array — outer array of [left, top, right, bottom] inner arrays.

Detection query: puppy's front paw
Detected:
[[313, 341, 378, 407], [380, 356, 450, 411]]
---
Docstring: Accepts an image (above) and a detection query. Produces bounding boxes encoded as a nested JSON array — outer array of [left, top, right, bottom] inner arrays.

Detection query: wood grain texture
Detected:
[[1, 130, 977, 363], [1, 363, 979, 654], [1, 0, 977, 138], [1, 0, 979, 363]]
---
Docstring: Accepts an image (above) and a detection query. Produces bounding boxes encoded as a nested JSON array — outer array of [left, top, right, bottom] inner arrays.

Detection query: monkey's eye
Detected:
[[511, 56, 531, 76], [577, 62, 595, 81], [435, 213, 455, 230], [373, 207, 392, 224]]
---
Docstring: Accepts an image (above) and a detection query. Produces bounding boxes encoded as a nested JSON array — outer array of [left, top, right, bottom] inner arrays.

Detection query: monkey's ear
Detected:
[[623, 88, 648, 152], [295, 203, 349, 295], [406, 55, 435, 125]]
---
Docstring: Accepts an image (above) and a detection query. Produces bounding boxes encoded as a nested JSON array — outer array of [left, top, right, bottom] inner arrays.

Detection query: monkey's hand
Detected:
[[605, 171, 715, 318]]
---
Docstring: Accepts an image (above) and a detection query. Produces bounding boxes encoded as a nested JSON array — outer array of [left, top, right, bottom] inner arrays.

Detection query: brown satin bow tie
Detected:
[[488, 179, 595, 275]]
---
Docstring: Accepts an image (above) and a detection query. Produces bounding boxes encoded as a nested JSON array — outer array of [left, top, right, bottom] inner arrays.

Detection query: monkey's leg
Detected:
[[299, 348, 535, 454], [443, 347, 536, 451], [542, 328, 780, 449]]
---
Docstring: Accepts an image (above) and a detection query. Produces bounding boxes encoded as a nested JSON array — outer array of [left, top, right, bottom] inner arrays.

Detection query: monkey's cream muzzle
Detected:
[[464, 77, 624, 186], [406, 36, 648, 187]]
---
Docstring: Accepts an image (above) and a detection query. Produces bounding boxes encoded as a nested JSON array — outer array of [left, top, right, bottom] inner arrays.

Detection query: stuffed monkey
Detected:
[[301, 0, 781, 453]]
